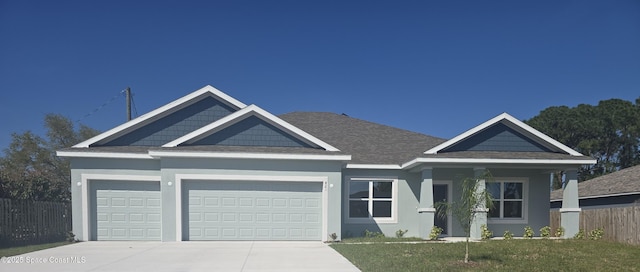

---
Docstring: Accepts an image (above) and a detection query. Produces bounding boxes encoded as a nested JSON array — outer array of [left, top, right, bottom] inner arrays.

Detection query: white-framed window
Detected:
[[487, 178, 528, 224], [346, 177, 397, 223]]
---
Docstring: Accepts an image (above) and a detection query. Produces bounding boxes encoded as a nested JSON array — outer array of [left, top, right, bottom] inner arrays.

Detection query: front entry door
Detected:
[[433, 184, 449, 235]]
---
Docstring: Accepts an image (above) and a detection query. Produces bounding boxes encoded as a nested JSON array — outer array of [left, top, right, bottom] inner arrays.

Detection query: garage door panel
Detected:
[[91, 180, 161, 241], [184, 180, 322, 241]]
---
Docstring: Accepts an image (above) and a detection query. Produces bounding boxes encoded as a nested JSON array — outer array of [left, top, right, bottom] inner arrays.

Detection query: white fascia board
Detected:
[[148, 150, 351, 161], [424, 113, 584, 156], [345, 164, 402, 169], [56, 151, 154, 159], [402, 157, 597, 169], [164, 104, 341, 152], [73, 85, 246, 148]]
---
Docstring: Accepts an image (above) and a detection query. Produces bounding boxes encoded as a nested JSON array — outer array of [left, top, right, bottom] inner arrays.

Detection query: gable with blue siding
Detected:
[[97, 96, 236, 146], [186, 115, 317, 148], [442, 122, 554, 152]]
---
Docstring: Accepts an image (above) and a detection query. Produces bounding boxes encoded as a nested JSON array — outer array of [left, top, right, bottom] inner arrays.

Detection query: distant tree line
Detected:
[[525, 97, 640, 189], [0, 114, 99, 201]]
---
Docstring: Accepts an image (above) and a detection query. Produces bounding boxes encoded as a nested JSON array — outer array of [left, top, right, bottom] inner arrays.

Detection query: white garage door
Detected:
[[91, 181, 161, 241], [184, 180, 322, 241]]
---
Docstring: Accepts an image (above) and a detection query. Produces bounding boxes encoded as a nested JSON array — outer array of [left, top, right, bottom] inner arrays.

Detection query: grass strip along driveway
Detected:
[[0, 242, 71, 258], [331, 239, 640, 271]]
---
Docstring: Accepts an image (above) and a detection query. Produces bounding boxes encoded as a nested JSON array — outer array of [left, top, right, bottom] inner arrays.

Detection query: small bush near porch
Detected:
[[331, 239, 640, 271]]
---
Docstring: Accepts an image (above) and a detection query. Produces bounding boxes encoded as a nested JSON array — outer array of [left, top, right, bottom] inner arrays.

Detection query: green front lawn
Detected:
[[331, 239, 640, 271], [0, 241, 72, 257]]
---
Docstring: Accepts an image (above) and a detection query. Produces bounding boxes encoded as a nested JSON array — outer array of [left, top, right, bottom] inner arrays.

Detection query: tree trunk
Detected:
[[465, 236, 469, 263]]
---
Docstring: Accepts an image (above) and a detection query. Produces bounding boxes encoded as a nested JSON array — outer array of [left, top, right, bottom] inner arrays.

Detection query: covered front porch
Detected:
[[416, 166, 583, 239]]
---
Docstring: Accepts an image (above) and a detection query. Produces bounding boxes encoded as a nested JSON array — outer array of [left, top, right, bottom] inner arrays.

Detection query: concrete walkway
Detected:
[[1, 241, 360, 272]]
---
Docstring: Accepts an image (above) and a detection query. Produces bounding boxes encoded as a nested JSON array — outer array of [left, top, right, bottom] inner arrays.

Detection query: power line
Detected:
[[131, 92, 139, 118], [75, 89, 126, 123]]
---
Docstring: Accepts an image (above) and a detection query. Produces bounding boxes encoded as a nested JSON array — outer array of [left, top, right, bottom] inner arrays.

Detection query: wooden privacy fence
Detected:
[[550, 205, 640, 245], [0, 198, 72, 247]]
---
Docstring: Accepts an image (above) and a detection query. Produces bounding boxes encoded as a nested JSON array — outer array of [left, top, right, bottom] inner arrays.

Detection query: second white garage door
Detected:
[[183, 180, 322, 241]]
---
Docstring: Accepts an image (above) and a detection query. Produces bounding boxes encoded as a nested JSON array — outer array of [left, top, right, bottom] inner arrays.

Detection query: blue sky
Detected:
[[1, 0, 639, 150]]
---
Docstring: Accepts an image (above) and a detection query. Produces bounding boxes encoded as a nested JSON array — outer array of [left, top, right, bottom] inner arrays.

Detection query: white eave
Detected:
[[402, 157, 598, 169], [147, 150, 350, 161], [424, 113, 584, 156], [345, 164, 402, 170], [57, 150, 351, 161], [73, 85, 247, 148], [162, 104, 341, 152], [56, 151, 154, 159]]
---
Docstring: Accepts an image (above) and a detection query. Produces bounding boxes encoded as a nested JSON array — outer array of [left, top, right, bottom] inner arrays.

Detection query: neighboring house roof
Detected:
[[550, 164, 640, 201], [280, 112, 446, 165]]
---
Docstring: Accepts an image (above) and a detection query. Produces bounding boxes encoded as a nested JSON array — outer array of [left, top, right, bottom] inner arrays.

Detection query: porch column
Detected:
[[418, 167, 435, 239], [470, 167, 488, 240], [560, 169, 581, 238]]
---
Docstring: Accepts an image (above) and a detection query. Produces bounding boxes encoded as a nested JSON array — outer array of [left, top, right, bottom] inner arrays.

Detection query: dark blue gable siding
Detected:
[[97, 96, 235, 146], [187, 116, 316, 148], [443, 123, 554, 152]]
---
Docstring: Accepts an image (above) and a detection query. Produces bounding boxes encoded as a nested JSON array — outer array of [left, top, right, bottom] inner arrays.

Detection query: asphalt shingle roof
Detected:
[[279, 112, 446, 164], [550, 164, 640, 201], [63, 111, 592, 166]]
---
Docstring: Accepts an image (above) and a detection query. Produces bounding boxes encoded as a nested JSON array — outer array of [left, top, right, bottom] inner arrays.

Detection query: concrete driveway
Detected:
[[2, 241, 360, 272]]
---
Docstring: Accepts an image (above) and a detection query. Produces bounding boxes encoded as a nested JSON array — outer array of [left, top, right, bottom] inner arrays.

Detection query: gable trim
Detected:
[[73, 85, 246, 148], [162, 104, 341, 152], [424, 113, 583, 156]]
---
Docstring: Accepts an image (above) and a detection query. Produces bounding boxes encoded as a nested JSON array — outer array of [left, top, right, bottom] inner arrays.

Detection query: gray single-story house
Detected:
[[57, 85, 596, 241], [551, 164, 640, 210]]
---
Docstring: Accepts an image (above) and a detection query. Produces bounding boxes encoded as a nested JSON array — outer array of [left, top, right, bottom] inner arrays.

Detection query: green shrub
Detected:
[[588, 228, 604, 240], [555, 226, 565, 238], [395, 229, 408, 238], [523, 226, 534, 239], [574, 229, 585, 239], [503, 230, 514, 240], [539, 226, 551, 238], [364, 229, 385, 238], [481, 224, 493, 240], [429, 226, 443, 240]]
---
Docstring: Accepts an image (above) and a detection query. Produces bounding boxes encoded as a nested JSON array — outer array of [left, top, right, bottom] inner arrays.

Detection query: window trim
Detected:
[[345, 176, 398, 224], [487, 177, 529, 224]]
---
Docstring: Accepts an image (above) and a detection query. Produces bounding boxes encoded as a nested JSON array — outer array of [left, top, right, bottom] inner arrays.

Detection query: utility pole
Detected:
[[125, 87, 132, 121]]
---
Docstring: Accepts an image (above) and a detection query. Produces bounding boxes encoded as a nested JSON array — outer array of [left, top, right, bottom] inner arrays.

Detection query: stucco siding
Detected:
[[341, 169, 421, 238], [486, 169, 550, 237]]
